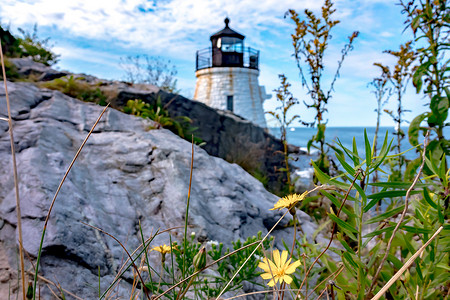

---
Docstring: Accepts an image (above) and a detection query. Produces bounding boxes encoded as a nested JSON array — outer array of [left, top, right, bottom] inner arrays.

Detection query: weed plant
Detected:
[[267, 74, 300, 194], [287, 0, 359, 175], [41, 75, 108, 105], [123, 98, 200, 143]]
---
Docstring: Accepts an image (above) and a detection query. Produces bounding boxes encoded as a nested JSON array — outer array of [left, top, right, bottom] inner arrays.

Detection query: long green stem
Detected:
[[182, 135, 195, 283]]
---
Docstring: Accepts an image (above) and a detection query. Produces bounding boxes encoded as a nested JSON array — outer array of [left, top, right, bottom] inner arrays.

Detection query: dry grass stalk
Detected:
[[0, 38, 26, 300], [81, 222, 151, 299], [25, 271, 83, 300], [32, 103, 110, 299], [296, 170, 363, 300], [371, 225, 444, 300]]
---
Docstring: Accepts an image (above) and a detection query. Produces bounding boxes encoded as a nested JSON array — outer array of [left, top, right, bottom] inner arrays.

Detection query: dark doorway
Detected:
[[227, 95, 233, 112]]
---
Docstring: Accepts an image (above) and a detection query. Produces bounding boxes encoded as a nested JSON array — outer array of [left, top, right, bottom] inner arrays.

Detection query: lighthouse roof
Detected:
[[210, 18, 245, 41]]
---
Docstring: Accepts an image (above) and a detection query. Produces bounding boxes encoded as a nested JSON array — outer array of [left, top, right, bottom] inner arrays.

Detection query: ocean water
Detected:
[[268, 126, 425, 167]]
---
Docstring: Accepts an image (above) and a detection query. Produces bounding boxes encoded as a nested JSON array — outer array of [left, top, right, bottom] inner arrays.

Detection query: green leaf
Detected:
[[402, 234, 416, 254], [370, 131, 393, 174], [367, 243, 381, 269], [364, 129, 372, 168], [339, 237, 355, 255], [430, 95, 449, 124], [412, 61, 431, 93], [408, 112, 429, 147], [312, 219, 332, 240], [352, 137, 360, 166], [320, 190, 356, 218], [401, 226, 432, 234], [425, 154, 440, 176], [312, 160, 350, 190], [353, 182, 367, 206], [438, 154, 447, 185], [438, 206, 444, 224], [369, 182, 427, 189], [329, 213, 358, 241], [404, 157, 422, 181], [336, 138, 363, 167], [364, 197, 380, 212], [368, 190, 421, 199], [436, 263, 450, 272], [364, 205, 405, 224], [335, 152, 356, 177], [343, 252, 359, 270], [387, 253, 403, 270], [315, 123, 326, 142], [363, 225, 397, 238]]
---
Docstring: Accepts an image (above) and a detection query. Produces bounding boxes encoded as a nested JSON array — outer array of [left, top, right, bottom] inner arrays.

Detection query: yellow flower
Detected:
[[270, 191, 307, 211], [151, 244, 172, 254], [258, 250, 301, 287]]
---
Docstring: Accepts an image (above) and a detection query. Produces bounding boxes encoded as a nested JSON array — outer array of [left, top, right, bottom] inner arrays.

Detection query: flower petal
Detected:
[[261, 272, 275, 280], [273, 250, 281, 267], [258, 260, 270, 272], [282, 275, 293, 285], [285, 260, 301, 274], [267, 278, 276, 287], [280, 251, 288, 267]]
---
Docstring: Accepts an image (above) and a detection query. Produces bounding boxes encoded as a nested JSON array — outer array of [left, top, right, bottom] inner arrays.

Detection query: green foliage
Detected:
[[0, 25, 22, 57], [124, 98, 201, 144], [41, 75, 107, 105], [17, 24, 60, 66], [0, 57, 21, 81], [401, 0, 450, 170], [1, 23, 59, 66], [141, 233, 272, 299], [306, 131, 449, 299], [287, 0, 359, 176]]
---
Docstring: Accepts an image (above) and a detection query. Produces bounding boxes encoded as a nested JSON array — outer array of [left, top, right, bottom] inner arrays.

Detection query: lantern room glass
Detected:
[[219, 37, 244, 53]]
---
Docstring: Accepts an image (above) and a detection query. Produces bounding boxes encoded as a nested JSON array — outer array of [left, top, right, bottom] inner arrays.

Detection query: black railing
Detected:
[[196, 47, 259, 71]]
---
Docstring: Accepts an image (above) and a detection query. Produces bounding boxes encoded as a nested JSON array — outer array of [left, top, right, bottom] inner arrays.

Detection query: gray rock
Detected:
[[10, 57, 69, 81], [0, 81, 320, 299]]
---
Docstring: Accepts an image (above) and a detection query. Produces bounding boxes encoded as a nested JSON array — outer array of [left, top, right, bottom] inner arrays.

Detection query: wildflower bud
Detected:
[[26, 282, 33, 300], [193, 247, 206, 271]]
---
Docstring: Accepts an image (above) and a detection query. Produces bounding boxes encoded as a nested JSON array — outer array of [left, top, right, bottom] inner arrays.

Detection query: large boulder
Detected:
[[0, 82, 317, 299], [9, 57, 69, 81]]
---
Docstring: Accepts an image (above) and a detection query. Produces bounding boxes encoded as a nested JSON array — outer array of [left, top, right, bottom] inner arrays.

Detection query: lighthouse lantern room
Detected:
[[194, 18, 269, 128]]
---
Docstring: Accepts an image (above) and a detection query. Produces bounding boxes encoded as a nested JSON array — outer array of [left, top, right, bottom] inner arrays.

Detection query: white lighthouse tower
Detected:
[[194, 18, 270, 128]]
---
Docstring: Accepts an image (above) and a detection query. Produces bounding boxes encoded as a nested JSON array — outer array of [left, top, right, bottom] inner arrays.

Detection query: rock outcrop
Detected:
[[0, 81, 318, 299], [9, 58, 305, 193]]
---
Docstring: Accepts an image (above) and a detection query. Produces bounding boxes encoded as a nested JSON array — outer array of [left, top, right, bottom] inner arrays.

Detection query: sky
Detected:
[[0, 0, 428, 127]]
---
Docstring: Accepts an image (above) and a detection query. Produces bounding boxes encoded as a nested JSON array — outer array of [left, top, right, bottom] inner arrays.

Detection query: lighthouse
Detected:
[[194, 18, 270, 128]]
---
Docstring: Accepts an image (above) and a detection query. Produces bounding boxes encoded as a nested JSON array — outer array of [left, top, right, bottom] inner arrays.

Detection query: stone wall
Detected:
[[194, 67, 269, 128]]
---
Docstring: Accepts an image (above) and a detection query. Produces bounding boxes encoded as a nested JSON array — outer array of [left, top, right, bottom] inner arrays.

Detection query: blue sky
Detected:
[[0, 0, 427, 127]]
